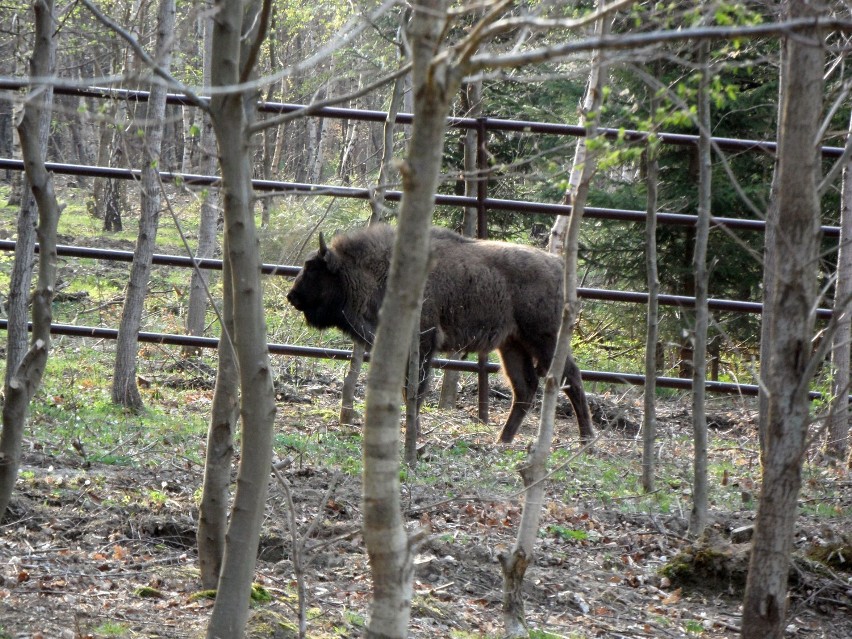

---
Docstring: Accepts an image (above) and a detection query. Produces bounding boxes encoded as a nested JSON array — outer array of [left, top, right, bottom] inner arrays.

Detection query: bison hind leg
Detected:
[[562, 354, 595, 444], [496, 340, 539, 443]]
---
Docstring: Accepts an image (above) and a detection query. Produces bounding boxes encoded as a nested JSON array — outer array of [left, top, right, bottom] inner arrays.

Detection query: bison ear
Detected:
[[318, 232, 328, 256]]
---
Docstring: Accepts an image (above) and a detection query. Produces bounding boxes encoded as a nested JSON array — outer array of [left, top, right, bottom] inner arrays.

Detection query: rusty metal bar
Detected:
[[0, 157, 842, 238], [0, 240, 834, 319], [3, 318, 832, 400], [1, 82, 843, 157]]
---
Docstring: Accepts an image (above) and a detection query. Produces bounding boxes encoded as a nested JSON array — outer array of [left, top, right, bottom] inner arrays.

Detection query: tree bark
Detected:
[[439, 80, 482, 410], [501, 8, 609, 635], [826, 110, 852, 462], [641, 142, 659, 494], [362, 2, 458, 636], [0, 0, 59, 522], [339, 35, 406, 428], [689, 39, 711, 538], [183, 14, 219, 355], [111, 0, 176, 411], [741, 2, 825, 637], [205, 0, 277, 636], [197, 258, 239, 588]]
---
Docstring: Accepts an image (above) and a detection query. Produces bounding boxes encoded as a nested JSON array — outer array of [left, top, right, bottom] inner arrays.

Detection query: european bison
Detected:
[[286, 224, 594, 443]]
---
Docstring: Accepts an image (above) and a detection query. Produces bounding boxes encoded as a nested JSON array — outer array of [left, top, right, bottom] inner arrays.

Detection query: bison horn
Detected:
[[318, 232, 328, 256]]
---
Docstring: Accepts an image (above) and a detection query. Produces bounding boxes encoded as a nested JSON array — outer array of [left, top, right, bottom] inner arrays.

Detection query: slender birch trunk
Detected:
[[641, 142, 660, 494], [362, 3, 459, 636], [0, 0, 59, 522], [689, 39, 711, 537], [111, 0, 176, 410], [500, 9, 610, 636], [826, 111, 852, 462], [205, 0, 277, 635]]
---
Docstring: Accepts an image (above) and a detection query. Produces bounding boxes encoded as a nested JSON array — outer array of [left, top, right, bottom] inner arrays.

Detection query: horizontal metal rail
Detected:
[[0, 157, 843, 238], [0, 82, 844, 157], [0, 239, 834, 318], [1, 318, 791, 399]]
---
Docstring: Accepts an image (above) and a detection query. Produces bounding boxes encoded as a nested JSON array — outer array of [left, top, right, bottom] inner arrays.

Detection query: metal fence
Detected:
[[0, 85, 844, 404]]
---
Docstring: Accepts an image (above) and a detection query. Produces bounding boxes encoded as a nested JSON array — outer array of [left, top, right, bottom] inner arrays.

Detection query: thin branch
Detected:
[[248, 63, 412, 134], [77, 0, 206, 110], [217, 0, 401, 99], [453, 0, 514, 67], [460, 0, 637, 64], [468, 17, 852, 73], [239, 0, 274, 85]]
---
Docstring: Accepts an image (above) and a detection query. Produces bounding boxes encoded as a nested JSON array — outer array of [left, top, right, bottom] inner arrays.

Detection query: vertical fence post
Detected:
[[476, 117, 490, 424]]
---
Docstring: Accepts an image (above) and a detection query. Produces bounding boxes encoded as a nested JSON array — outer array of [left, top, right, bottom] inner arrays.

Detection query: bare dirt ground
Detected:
[[1, 381, 851, 639]]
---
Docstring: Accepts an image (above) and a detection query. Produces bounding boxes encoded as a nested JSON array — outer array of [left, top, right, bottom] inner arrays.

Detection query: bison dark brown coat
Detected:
[[286, 225, 594, 443]]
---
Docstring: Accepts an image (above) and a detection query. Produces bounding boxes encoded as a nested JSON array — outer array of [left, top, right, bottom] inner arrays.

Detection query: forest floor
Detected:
[[1, 371, 851, 639]]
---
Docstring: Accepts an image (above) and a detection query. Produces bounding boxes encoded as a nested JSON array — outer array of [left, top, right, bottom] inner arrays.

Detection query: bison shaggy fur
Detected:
[[287, 224, 594, 443]]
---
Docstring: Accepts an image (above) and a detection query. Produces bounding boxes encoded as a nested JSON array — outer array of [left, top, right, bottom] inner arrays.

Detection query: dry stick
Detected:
[[272, 465, 342, 638]]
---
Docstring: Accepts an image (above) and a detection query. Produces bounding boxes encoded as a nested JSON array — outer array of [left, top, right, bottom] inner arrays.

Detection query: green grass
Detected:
[[15, 344, 208, 466], [2, 182, 847, 530], [92, 621, 130, 637]]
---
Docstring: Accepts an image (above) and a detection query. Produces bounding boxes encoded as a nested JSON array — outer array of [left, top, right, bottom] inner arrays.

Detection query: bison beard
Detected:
[[287, 225, 595, 444]]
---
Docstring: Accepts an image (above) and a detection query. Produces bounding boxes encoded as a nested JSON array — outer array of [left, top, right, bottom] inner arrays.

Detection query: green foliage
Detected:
[[546, 524, 589, 542]]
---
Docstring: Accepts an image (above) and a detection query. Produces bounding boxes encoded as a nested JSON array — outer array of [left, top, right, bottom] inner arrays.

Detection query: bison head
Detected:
[[287, 233, 347, 331]]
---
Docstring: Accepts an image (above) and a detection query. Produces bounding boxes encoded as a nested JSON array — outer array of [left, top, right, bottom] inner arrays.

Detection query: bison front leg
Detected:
[[496, 340, 539, 443], [562, 354, 595, 444]]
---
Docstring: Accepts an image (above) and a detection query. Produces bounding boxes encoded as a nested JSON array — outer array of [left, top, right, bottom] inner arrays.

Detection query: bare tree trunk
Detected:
[[111, 0, 176, 411], [103, 142, 125, 231], [0, 0, 59, 522], [339, 343, 365, 426], [500, 9, 609, 636], [5, 183, 38, 385], [404, 315, 421, 467], [197, 259, 238, 588], [641, 142, 660, 494], [826, 111, 852, 462], [741, 2, 825, 637], [183, 15, 219, 355], [542, 12, 610, 447], [91, 105, 114, 218], [339, 33, 406, 428], [439, 80, 482, 410], [689, 38, 711, 538], [5, 18, 24, 206], [181, 105, 196, 173], [205, 0, 277, 635], [191, 13, 239, 578], [362, 2, 458, 635]]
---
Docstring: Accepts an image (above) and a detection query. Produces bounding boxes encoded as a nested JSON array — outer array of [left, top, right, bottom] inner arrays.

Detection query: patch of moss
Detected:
[[246, 610, 299, 639], [251, 583, 273, 603], [189, 589, 217, 602], [659, 541, 749, 595], [806, 541, 852, 572]]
